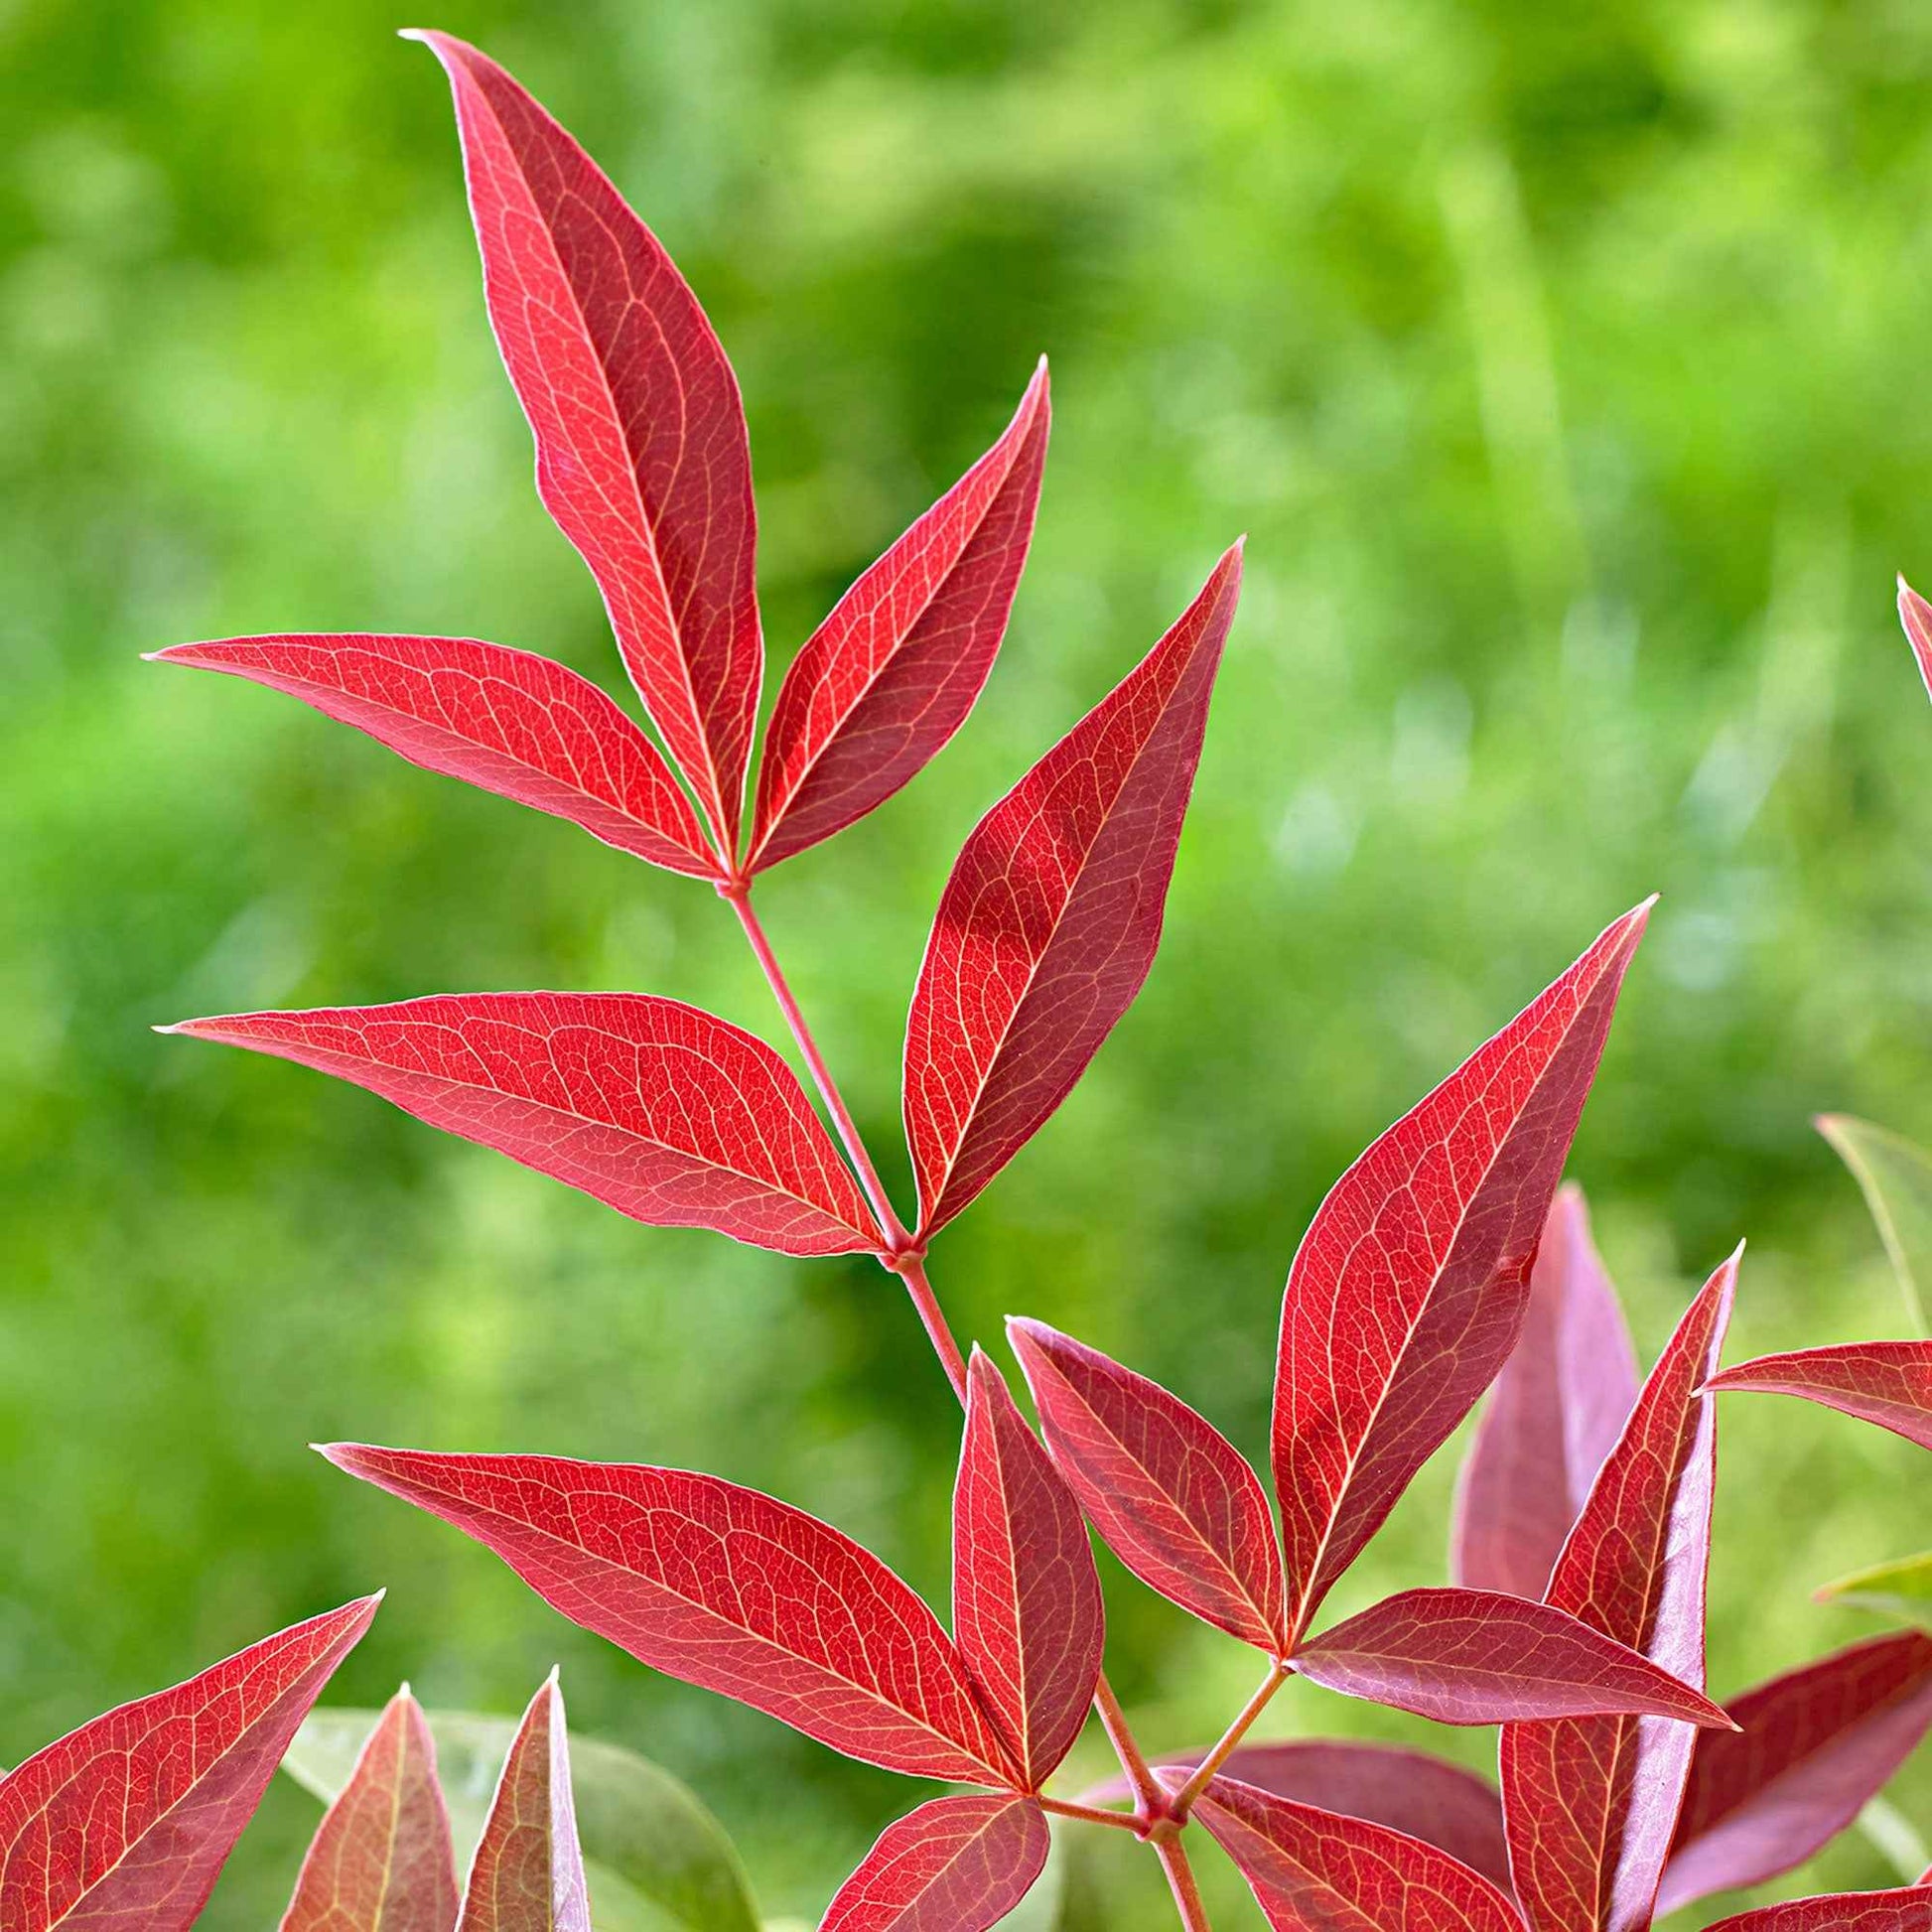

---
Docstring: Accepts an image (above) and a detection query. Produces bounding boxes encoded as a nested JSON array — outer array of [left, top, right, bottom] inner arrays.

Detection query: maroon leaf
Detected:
[[1901, 576, 1932, 704], [1190, 1773, 1524, 1932], [457, 1676, 589, 1932], [410, 33, 759, 849], [1451, 1182, 1639, 1601], [1273, 901, 1652, 1640], [1702, 1888, 1932, 1932], [819, 1794, 1048, 1932], [750, 364, 1050, 873], [952, 1350, 1103, 1789], [150, 635, 717, 878], [321, 1446, 1017, 1787], [0, 1596, 379, 1932], [1006, 1316, 1285, 1653], [1658, 1629, 1932, 1914], [1499, 1247, 1738, 1932], [902, 542, 1243, 1236], [282, 1684, 460, 1932], [163, 993, 880, 1257], [1705, 1341, 1932, 1451], [1292, 1586, 1732, 1727]]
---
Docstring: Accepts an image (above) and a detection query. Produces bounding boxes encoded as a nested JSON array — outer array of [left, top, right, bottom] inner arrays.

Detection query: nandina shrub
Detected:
[[2, 33, 1931, 1932]]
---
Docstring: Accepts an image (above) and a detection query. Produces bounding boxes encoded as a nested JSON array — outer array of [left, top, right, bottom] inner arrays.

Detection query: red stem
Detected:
[[1166, 1659, 1290, 1817], [1153, 1835, 1213, 1932]]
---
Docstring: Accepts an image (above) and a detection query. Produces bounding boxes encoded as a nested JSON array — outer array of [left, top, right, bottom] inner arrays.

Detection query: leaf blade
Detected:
[[1817, 1114, 1932, 1333], [1899, 575, 1932, 709], [1706, 1341, 1932, 1451], [1701, 1886, 1932, 1932], [819, 1794, 1048, 1932], [457, 1678, 590, 1932], [1817, 1551, 1932, 1626]]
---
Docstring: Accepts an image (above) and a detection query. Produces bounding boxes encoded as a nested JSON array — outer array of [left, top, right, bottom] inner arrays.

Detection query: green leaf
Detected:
[[1816, 1550, 1932, 1626], [283, 1708, 759, 1932], [1818, 1114, 1932, 1333]]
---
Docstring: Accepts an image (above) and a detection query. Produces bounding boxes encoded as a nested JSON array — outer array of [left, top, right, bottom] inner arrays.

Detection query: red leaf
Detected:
[[282, 1684, 460, 1932], [1658, 1629, 1932, 1914], [1706, 1341, 1932, 1451], [457, 1676, 589, 1932], [1293, 1586, 1733, 1727], [0, 1596, 379, 1932], [1006, 1317, 1285, 1652], [819, 1794, 1048, 1932], [1702, 1888, 1932, 1932], [1190, 1773, 1524, 1932], [321, 1446, 1017, 1787], [1901, 576, 1932, 704], [150, 635, 717, 878], [1499, 1247, 1738, 1932], [1451, 1183, 1639, 1601], [902, 542, 1243, 1236], [952, 1350, 1103, 1788], [750, 365, 1050, 873], [162, 993, 879, 1257], [1273, 902, 1652, 1639], [410, 33, 759, 850]]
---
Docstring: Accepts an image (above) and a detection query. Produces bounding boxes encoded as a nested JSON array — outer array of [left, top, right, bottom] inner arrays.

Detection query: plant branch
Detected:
[[1166, 1658, 1291, 1817], [1038, 1795, 1142, 1833], [1152, 1833, 1214, 1932], [887, 1250, 969, 1403], [1092, 1671, 1170, 1826]]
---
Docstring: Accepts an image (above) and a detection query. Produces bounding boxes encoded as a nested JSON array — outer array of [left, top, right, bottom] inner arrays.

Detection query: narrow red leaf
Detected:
[[410, 33, 759, 849], [1499, 1247, 1738, 1932], [1451, 1182, 1639, 1601], [0, 1596, 379, 1931], [1702, 1887, 1932, 1932], [819, 1794, 1048, 1932], [282, 1684, 459, 1932], [321, 1446, 1017, 1787], [902, 542, 1243, 1236], [1900, 576, 1932, 705], [162, 993, 879, 1257], [1658, 1629, 1932, 1914], [952, 1350, 1103, 1789], [750, 365, 1051, 873], [150, 635, 717, 878], [457, 1676, 589, 1932], [1273, 901, 1652, 1640], [1190, 1773, 1524, 1932], [1706, 1341, 1932, 1451], [1293, 1586, 1732, 1727], [1006, 1316, 1285, 1652]]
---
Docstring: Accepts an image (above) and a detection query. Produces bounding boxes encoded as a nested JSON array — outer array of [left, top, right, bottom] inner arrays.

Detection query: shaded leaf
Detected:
[[1706, 1341, 1932, 1451], [1818, 1552, 1932, 1627], [458, 1677, 589, 1932], [1818, 1114, 1932, 1333], [819, 1795, 1047, 1932], [1701, 1885, 1932, 1932]]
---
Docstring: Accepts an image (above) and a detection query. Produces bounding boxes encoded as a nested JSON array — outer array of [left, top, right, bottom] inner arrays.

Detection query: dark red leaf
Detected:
[[162, 993, 880, 1257], [750, 365, 1050, 873], [819, 1794, 1048, 1932], [0, 1596, 379, 1931], [1702, 1887, 1932, 1932], [1273, 902, 1652, 1640], [282, 1684, 459, 1932], [150, 635, 717, 878], [902, 542, 1243, 1236], [1293, 1586, 1732, 1727], [1190, 1773, 1523, 1932], [1658, 1630, 1932, 1913], [1451, 1182, 1638, 1601], [321, 1446, 1016, 1787], [1706, 1341, 1932, 1451], [952, 1350, 1102, 1788], [1901, 576, 1932, 704], [410, 33, 759, 850], [457, 1676, 589, 1932], [1006, 1317, 1285, 1652], [1499, 1247, 1737, 1932]]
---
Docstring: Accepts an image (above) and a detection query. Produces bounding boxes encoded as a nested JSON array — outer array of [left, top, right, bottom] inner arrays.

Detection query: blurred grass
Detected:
[[3, 0, 1932, 1923]]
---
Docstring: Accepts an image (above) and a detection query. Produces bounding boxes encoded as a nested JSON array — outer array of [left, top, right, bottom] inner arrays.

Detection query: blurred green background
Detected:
[[5, 0, 1932, 1923]]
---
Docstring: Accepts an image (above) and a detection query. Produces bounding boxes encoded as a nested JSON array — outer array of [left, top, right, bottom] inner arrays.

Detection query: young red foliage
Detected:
[[1291, 1586, 1732, 1728], [164, 993, 881, 1257], [1188, 1774, 1523, 1932], [1272, 901, 1652, 1641], [749, 365, 1050, 874], [1451, 1183, 1638, 1601], [456, 1677, 590, 1932], [1006, 1316, 1285, 1653], [409, 33, 759, 854], [952, 1350, 1103, 1789], [1706, 1341, 1932, 1451], [281, 1684, 460, 1932], [1900, 577, 1932, 704], [819, 1794, 1048, 1932], [0, 1596, 379, 1932], [901, 542, 1244, 1237], [1499, 1248, 1738, 1932], [149, 635, 718, 878], [1702, 1887, 1932, 1932], [1657, 1629, 1932, 1914], [320, 1445, 1018, 1788]]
